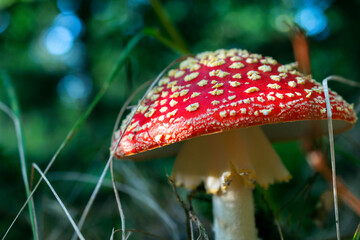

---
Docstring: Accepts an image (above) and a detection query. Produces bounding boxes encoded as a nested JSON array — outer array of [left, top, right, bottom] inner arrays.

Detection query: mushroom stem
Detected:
[[173, 127, 291, 240], [213, 175, 257, 240]]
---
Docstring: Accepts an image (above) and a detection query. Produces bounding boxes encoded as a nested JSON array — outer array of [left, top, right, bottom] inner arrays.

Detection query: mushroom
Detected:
[[112, 49, 357, 240]]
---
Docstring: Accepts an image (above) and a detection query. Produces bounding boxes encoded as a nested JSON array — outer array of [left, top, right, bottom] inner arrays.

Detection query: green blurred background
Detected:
[[0, 0, 359, 239]]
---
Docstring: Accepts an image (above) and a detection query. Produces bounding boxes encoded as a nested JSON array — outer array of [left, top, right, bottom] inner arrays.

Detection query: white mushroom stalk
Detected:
[[173, 127, 291, 240], [212, 176, 255, 240]]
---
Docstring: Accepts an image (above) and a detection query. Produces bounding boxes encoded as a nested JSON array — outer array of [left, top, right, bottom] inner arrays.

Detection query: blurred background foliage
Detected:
[[0, 0, 360, 239]]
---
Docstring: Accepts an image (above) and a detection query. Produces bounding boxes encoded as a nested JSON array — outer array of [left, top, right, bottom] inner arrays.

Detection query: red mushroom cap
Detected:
[[112, 49, 357, 158]]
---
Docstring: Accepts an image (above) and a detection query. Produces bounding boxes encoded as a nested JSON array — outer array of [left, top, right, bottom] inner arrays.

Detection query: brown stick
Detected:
[[166, 176, 209, 240], [307, 150, 360, 216], [291, 25, 311, 75]]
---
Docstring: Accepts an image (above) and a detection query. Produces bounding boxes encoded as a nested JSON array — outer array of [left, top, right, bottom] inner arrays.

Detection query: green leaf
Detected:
[[353, 223, 360, 240]]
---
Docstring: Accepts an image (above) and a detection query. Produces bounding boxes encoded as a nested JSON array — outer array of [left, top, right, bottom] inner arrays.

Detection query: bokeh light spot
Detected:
[[57, 74, 92, 105], [45, 26, 74, 55], [0, 11, 10, 34], [295, 6, 328, 36], [57, 0, 81, 13], [54, 13, 83, 38]]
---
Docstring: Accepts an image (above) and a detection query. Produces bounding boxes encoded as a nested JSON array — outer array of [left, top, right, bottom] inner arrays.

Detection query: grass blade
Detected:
[[112, 229, 166, 240], [48, 171, 178, 239], [104, 56, 187, 240], [110, 55, 188, 235], [354, 223, 360, 240], [149, 0, 189, 54], [0, 72, 39, 240], [110, 228, 115, 240], [70, 79, 152, 240], [3, 29, 185, 239], [110, 159, 126, 240], [32, 164, 85, 240], [1, 31, 145, 240], [72, 45, 186, 240], [144, 28, 190, 55], [322, 75, 360, 240]]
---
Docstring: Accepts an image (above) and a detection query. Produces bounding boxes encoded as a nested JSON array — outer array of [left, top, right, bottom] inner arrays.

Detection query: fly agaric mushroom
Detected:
[[111, 49, 357, 240]]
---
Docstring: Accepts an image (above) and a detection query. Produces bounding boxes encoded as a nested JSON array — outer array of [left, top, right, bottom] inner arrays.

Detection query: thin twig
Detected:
[[167, 176, 209, 240], [290, 24, 311, 75], [189, 211, 209, 240], [167, 176, 192, 240], [187, 188, 209, 240]]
